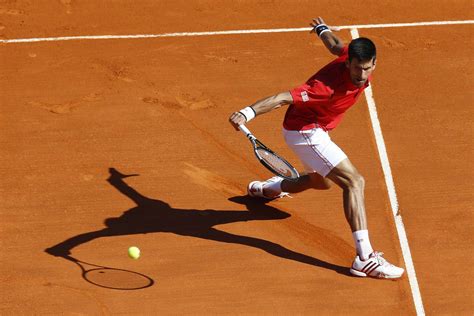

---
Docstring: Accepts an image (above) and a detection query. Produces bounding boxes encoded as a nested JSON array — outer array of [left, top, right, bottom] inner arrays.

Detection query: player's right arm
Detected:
[[229, 92, 293, 130], [310, 17, 345, 56]]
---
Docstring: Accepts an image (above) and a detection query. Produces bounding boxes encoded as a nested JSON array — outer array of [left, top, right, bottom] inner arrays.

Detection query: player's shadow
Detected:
[[45, 168, 349, 276]]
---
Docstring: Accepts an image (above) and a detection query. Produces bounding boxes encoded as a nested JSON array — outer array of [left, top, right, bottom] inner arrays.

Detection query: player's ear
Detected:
[[345, 59, 350, 68]]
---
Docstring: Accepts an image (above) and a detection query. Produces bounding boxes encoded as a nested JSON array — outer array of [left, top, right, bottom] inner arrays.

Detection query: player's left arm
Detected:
[[229, 92, 293, 130], [310, 17, 345, 56]]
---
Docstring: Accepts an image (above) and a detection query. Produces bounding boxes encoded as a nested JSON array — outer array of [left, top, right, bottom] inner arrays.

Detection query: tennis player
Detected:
[[229, 17, 404, 279]]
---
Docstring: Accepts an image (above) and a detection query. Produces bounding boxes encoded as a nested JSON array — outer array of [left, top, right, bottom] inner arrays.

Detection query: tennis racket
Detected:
[[239, 124, 299, 181]]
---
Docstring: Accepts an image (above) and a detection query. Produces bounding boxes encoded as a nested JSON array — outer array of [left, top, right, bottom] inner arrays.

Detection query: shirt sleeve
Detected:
[[338, 45, 349, 57], [289, 81, 332, 106]]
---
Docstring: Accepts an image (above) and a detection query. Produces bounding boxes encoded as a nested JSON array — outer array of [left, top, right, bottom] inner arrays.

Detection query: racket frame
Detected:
[[239, 125, 299, 181]]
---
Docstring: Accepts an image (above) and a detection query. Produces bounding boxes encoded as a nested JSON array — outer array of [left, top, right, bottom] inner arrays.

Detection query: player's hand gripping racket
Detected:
[[239, 124, 299, 181]]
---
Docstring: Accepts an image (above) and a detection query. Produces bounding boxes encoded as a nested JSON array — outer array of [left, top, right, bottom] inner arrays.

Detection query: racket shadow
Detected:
[[64, 255, 154, 290], [45, 167, 350, 284]]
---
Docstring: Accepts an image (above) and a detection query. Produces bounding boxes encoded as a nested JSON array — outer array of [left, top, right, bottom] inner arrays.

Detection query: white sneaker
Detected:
[[247, 176, 289, 199], [350, 251, 404, 279]]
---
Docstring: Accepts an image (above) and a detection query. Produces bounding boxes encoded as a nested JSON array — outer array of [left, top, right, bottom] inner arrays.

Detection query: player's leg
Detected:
[[327, 158, 404, 279], [258, 172, 331, 198], [326, 159, 367, 232], [284, 171, 332, 191]]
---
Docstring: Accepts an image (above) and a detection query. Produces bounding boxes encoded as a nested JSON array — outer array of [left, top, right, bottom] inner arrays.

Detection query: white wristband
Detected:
[[239, 106, 256, 122], [314, 23, 332, 38], [318, 28, 331, 38]]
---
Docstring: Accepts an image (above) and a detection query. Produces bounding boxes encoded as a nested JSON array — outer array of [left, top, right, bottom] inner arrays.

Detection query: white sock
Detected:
[[352, 230, 374, 260]]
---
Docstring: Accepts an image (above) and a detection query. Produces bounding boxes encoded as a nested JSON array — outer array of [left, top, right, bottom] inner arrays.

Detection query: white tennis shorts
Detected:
[[283, 127, 347, 177]]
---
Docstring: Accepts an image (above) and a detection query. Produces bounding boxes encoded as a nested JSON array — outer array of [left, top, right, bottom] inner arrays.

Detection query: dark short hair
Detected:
[[348, 37, 376, 62]]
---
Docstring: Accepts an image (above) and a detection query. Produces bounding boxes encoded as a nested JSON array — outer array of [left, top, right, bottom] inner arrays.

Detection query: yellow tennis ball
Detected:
[[128, 246, 140, 259]]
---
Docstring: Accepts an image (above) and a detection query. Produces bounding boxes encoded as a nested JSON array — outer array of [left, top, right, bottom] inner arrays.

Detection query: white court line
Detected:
[[350, 28, 425, 316], [0, 19, 473, 43]]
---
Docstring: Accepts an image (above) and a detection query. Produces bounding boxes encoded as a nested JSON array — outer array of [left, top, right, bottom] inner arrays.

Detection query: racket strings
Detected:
[[256, 148, 297, 178]]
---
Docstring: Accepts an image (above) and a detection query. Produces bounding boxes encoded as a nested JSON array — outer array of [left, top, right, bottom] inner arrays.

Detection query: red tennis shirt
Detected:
[[284, 46, 371, 131]]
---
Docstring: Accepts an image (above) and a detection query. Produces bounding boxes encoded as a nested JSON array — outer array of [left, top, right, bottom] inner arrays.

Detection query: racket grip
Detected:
[[238, 124, 253, 138]]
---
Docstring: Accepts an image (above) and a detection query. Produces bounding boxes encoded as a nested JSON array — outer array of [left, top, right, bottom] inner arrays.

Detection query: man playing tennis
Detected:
[[229, 17, 404, 279]]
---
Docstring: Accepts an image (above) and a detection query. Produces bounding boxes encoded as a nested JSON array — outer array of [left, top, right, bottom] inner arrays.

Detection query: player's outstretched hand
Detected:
[[229, 112, 246, 131], [309, 17, 340, 33], [45, 245, 71, 257], [107, 168, 138, 181]]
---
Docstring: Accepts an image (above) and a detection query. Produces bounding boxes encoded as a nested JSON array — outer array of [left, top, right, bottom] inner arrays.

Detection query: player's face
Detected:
[[346, 58, 376, 87]]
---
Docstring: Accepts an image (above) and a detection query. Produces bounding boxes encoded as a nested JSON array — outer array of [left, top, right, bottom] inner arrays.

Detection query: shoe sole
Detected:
[[349, 268, 367, 277], [350, 268, 403, 279]]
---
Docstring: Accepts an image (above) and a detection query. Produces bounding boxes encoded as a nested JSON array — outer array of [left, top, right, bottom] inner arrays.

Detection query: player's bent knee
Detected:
[[316, 181, 332, 190], [315, 178, 332, 190], [327, 160, 365, 191], [332, 172, 364, 191], [308, 173, 332, 190], [348, 173, 365, 190]]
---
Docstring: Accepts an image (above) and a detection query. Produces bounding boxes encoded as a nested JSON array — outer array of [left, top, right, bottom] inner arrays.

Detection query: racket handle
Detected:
[[238, 124, 254, 139]]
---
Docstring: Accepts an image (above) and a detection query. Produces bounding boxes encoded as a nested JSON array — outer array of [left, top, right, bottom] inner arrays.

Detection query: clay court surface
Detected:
[[1, 1, 473, 315]]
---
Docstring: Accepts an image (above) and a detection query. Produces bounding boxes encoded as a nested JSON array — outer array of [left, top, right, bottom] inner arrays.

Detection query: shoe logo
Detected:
[[362, 261, 380, 275]]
